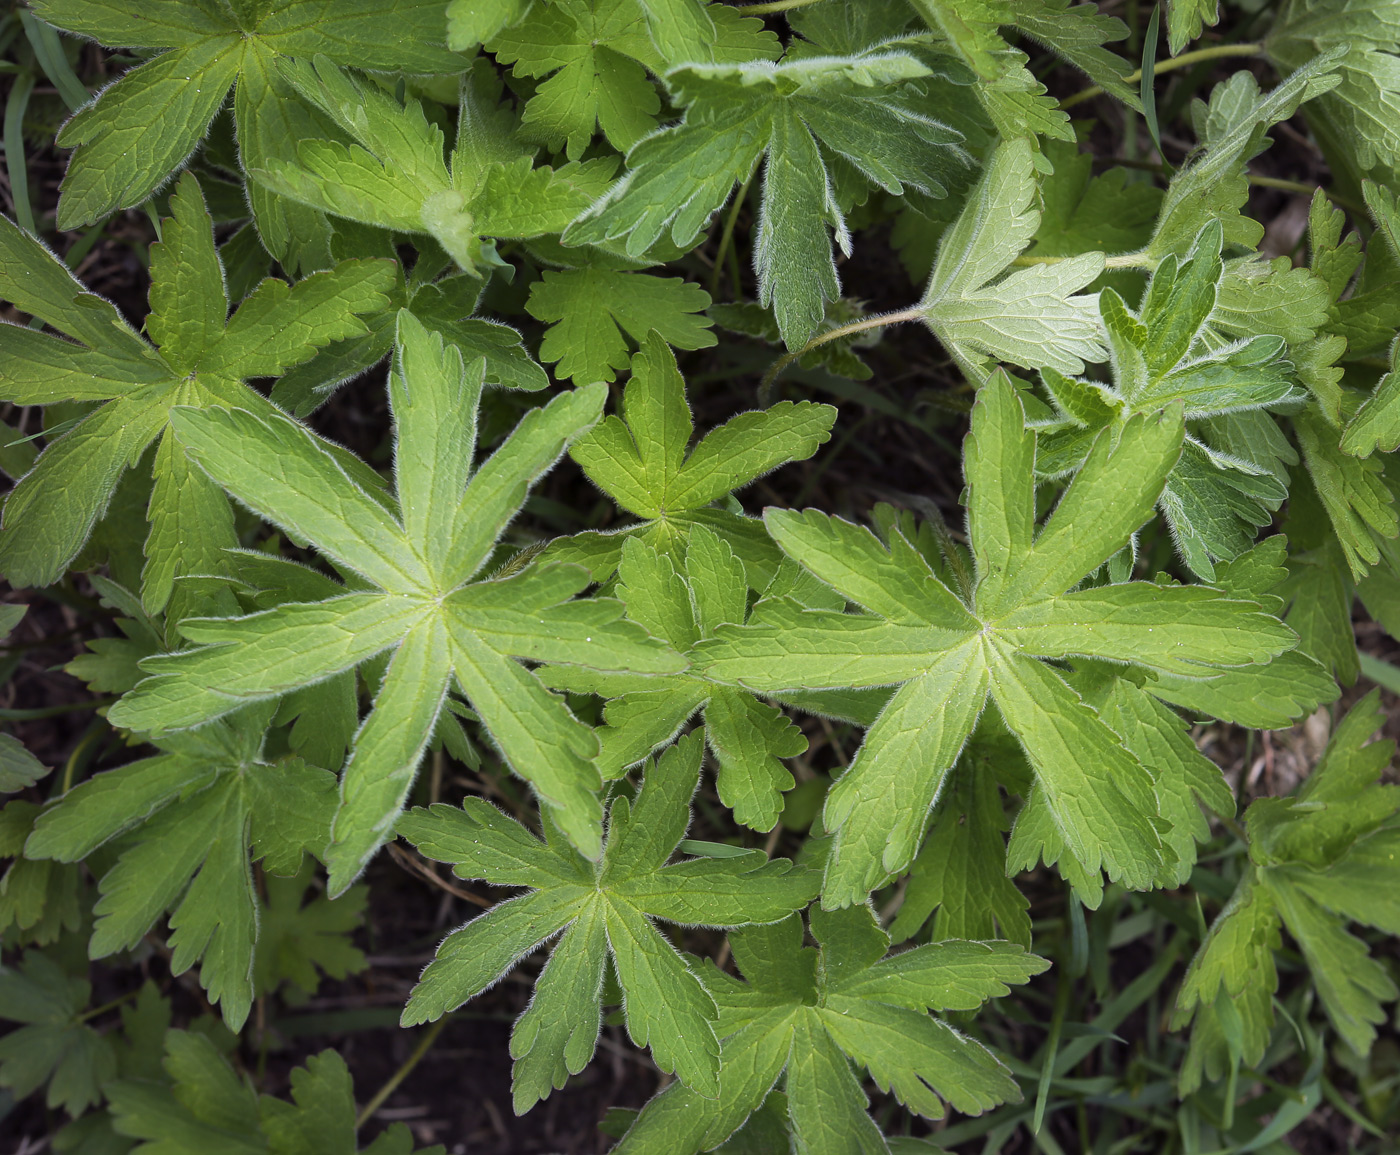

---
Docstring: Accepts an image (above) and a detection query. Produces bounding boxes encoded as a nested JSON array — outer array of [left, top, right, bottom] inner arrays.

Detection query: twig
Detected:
[[387, 842, 491, 908]]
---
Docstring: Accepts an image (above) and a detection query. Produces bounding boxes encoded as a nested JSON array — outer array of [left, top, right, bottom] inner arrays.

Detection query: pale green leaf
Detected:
[[993, 644, 1163, 895], [325, 620, 452, 895], [822, 639, 988, 907], [56, 39, 244, 229], [146, 173, 227, 376], [921, 139, 1105, 381]]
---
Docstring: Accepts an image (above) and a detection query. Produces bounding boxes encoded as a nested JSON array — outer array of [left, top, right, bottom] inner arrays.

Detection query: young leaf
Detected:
[[25, 706, 336, 1030], [613, 906, 1047, 1153], [542, 527, 808, 831], [567, 51, 974, 348], [398, 733, 816, 1111], [696, 372, 1297, 907], [34, 0, 461, 265], [526, 269, 716, 384], [107, 313, 683, 890], [254, 56, 613, 275], [0, 176, 395, 614], [552, 334, 836, 586], [1175, 691, 1400, 1084], [1148, 56, 1344, 259], [1036, 221, 1300, 579], [919, 138, 1107, 383]]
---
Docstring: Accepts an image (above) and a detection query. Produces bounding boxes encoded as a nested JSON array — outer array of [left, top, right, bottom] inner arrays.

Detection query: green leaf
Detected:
[[617, 907, 1044, 1153], [109, 320, 672, 882], [890, 759, 1031, 946], [1296, 406, 1399, 579], [55, 38, 244, 230], [1178, 691, 1400, 1082], [1167, 0, 1219, 54], [526, 270, 716, 384], [907, 0, 1073, 141], [0, 175, 393, 606], [698, 372, 1292, 906], [569, 52, 973, 347], [488, 0, 662, 158], [447, 0, 533, 50], [253, 864, 367, 998], [27, 711, 337, 1029], [1266, 0, 1400, 184], [1011, 0, 1139, 108], [0, 950, 115, 1115], [562, 335, 835, 580], [399, 733, 815, 1106], [920, 139, 1106, 382], [146, 173, 228, 375], [1340, 340, 1400, 456], [259, 57, 606, 274]]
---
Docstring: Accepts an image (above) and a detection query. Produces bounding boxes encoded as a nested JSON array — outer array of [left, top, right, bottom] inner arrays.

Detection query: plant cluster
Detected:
[[2, 0, 1400, 1151]]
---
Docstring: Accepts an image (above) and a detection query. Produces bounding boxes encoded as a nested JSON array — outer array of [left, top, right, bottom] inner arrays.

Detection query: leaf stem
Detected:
[[1060, 43, 1264, 110], [734, 0, 827, 14], [1247, 174, 1365, 215], [1011, 252, 1157, 269], [77, 988, 140, 1023], [356, 1016, 450, 1129], [759, 306, 927, 402], [710, 172, 754, 301]]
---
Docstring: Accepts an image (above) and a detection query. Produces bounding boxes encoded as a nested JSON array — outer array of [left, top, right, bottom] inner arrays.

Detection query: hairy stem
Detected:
[[1011, 251, 1157, 269], [759, 306, 927, 401], [1060, 43, 1265, 110], [711, 172, 754, 301], [735, 0, 827, 14]]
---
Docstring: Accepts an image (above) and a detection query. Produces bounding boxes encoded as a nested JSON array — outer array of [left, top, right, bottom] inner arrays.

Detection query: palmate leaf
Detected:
[[106, 1029, 443, 1154], [1174, 691, 1400, 1088], [542, 527, 808, 831], [1036, 221, 1301, 580], [0, 950, 115, 1116], [107, 312, 684, 892], [33, 0, 461, 267], [695, 372, 1298, 908], [919, 139, 1107, 383], [488, 0, 778, 160], [0, 175, 395, 616], [567, 50, 975, 348], [525, 268, 716, 384], [253, 55, 614, 275], [548, 334, 836, 587], [614, 906, 1047, 1154], [397, 733, 816, 1112], [24, 703, 336, 1030]]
